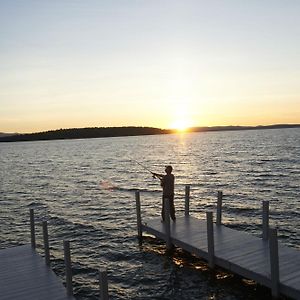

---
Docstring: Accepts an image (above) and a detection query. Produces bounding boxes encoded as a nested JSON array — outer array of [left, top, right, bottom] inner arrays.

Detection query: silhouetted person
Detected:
[[152, 166, 176, 221]]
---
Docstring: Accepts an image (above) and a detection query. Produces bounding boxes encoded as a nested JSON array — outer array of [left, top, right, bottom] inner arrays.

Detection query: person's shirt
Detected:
[[161, 174, 175, 196]]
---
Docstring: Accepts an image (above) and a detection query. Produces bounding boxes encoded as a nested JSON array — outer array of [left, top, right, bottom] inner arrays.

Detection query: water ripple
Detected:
[[0, 128, 299, 299]]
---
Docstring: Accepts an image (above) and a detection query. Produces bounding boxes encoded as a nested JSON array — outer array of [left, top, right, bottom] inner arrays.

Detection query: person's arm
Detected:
[[152, 172, 163, 180]]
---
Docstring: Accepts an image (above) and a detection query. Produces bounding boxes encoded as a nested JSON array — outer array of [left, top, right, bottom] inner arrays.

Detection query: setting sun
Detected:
[[170, 120, 191, 132], [168, 102, 195, 132]]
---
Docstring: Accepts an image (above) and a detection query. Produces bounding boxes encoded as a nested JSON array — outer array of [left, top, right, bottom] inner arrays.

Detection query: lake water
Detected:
[[0, 128, 299, 299]]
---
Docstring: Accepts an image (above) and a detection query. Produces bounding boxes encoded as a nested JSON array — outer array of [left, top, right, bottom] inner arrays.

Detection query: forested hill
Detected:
[[0, 127, 171, 142], [191, 124, 300, 132], [0, 124, 299, 143]]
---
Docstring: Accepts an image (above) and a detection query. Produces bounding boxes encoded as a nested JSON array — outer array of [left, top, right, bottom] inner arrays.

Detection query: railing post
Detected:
[[63, 240, 73, 296], [135, 190, 142, 245], [42, 221, 50, 266], [216, 191, 223, 226], [269, 228, 280, 299], [185, 185, 190, 216], [30, 209, 36, 249], [262, 201, 269, 240], [99, 268, 109, 300], [164, 198, 172, 250], [206, 211, 215, 268]]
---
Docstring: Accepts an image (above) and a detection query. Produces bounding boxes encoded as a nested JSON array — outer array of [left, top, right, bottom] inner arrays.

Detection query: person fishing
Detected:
[[152, 165, 176, 222]]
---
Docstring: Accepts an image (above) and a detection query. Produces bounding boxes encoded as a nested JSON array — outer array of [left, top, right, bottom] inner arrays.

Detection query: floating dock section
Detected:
[[135, 188, 300, 300], [0, 245, 75, 300], [0, 209, 109, 300]]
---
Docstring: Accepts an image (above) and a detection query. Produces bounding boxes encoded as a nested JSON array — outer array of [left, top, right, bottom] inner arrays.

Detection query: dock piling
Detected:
[[164, 198, 172, 250], [206, 211, 215, 268], [269, 228, 280, 299], [135, 190, 143, 244], [63, 240, 73, 296], [216, 191, 223, 226], [99, 268, 109, 300], [30, 209, 36, 249], [262, 201, 269, 240], [185, 185, 190, 216], [42, 221, 50, 266]]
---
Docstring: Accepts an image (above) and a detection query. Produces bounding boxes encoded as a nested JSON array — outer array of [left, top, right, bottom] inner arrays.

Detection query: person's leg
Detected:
[[161, 196, 165, 221], [169, 194, 176, 220]]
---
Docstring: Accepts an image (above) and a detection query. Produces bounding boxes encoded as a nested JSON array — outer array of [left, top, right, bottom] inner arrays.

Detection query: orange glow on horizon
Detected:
[[169, 119, 192, 132]]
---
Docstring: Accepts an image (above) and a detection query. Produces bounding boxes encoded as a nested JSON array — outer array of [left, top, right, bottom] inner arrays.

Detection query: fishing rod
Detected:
[[129, 158, 161, 179]]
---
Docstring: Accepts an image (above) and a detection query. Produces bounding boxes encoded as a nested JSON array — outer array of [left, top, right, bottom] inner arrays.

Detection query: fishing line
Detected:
[[99, 158, 155, 192], [127, 157, 160, 179]]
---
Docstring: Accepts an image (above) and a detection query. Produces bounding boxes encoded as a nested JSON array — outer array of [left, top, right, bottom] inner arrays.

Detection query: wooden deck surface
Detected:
[[142, 216, 300, 300], [0, 245, 75, 300]]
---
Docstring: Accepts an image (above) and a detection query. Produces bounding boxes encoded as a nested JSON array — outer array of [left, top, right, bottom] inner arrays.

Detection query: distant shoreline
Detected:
[[0, 124, 299, 143]]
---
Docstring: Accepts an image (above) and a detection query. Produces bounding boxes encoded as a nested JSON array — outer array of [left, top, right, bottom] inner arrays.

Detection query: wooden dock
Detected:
[[135, 189, 300, 300], [0, 245, 75, 300], [0, 209, 110, 300]]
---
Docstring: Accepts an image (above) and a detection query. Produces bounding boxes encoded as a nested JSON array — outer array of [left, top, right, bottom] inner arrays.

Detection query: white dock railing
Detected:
[[29, 209, 109, 300], [135, 186, 299, 300]]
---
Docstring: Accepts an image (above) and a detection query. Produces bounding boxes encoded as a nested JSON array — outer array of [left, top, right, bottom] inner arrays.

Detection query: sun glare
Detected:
[[169, 102, 194, 133], [171, 120, 190, 132]]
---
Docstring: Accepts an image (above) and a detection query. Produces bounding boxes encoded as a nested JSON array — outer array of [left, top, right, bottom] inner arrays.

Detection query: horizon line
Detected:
[[1, 123, 300, 135]]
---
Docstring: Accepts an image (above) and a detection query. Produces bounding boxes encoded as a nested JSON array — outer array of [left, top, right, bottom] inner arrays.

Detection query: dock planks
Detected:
[[0, 245, 75, 300], [142, 216, 300, 300]]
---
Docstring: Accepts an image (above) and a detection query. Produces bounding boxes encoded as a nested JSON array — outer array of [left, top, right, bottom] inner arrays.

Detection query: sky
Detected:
[[0, 0, 300, 133]]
